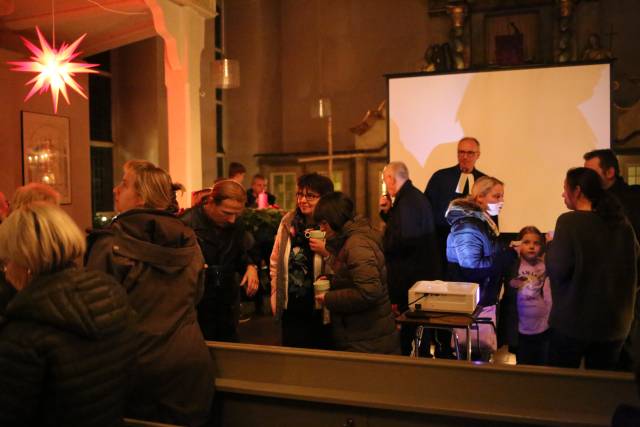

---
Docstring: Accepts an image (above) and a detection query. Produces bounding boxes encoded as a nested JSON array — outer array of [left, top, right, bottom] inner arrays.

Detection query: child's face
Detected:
[[519, 232, 542, 262]]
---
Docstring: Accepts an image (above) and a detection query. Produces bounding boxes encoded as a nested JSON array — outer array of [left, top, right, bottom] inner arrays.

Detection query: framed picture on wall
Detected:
[[21, 111, 72, 204]]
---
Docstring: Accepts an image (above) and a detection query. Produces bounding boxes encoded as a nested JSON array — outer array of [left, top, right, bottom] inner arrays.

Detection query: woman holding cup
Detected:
[[313, 192, 400, 354], [270, 173, 334, 349]]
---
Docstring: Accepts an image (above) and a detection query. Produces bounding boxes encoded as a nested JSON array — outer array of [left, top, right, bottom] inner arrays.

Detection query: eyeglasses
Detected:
[[296, 192, 320, 201], [458, 150, 478, 157]]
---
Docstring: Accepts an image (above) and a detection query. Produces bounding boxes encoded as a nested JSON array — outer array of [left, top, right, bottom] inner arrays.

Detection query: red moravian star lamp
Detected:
[[8, 26, 98, 113]]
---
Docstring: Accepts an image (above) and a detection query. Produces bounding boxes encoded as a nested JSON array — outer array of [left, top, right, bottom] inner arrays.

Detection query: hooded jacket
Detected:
[[445, 198, 501, 306], [324, 217, 400, 354], [86, 209, 214, 426], [0, 268, 135, 427]]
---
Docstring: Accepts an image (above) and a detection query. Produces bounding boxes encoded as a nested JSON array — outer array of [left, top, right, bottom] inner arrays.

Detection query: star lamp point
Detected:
[[8, 26, 99, 113]]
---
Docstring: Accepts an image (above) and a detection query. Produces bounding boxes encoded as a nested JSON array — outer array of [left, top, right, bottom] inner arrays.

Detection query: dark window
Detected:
[[217, 157, 224, 179], [89, 75, 112, 141], [87, 51, 110, 72], [90, 146, 114, 212], [216, 104, 224, 153], [215, 5, 222, 50]]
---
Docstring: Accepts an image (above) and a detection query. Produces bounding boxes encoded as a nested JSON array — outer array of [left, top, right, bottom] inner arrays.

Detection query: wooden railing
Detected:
[[208, 342, 640, 427]]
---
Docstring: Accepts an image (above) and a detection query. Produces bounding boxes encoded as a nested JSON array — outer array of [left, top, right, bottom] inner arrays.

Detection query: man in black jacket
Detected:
[[424, 137, 486, 273], [180, 179, 259, 342], [584, 149, 640, 239], [584, 149, 640, 371], [380, 162, 440, 355]]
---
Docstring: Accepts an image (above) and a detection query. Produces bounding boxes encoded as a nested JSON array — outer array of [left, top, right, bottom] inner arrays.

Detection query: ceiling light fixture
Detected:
[[8, 1, 98, 113]]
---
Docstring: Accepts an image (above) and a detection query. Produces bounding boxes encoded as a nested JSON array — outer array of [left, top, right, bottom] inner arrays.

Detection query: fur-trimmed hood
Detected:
[[445, 198, 485, 225]]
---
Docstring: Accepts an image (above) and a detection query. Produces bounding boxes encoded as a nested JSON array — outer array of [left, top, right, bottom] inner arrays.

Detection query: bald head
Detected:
[[383, 162, 409, 196]]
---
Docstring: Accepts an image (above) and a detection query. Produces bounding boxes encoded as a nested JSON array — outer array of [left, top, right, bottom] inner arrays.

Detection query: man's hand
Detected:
[[379, 194, 391, 214], [309, 238, 330, 257], [241, 265, 259, 297]]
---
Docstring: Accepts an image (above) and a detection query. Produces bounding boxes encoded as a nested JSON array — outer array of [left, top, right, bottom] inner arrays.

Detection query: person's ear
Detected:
[[604, 167, 616, 181], [574, 185, 583, 199]]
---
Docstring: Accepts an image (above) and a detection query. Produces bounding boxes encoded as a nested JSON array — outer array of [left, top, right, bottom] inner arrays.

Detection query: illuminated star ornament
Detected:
[[8, 27, 98, 113]]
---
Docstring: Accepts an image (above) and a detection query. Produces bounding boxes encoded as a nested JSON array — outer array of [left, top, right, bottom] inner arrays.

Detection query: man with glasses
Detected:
[[424, 137, 486, 274]]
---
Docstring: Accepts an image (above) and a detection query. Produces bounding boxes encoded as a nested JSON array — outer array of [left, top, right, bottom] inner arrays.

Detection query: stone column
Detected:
[[144, 0, 214, 205]]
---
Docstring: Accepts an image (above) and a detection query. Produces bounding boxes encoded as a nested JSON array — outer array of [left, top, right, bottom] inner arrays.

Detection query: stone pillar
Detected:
[[144, 0, 214, 205]]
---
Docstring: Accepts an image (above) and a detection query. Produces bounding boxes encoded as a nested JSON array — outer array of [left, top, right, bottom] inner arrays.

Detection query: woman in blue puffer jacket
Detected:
[[445, 176, 506, 306]]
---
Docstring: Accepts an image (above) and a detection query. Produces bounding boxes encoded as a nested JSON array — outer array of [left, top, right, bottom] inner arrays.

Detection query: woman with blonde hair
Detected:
[[12, 182, 61, 209], [445, 176, 505, 306], [85, 160, 214, 426], [0, 203, 135, 426]]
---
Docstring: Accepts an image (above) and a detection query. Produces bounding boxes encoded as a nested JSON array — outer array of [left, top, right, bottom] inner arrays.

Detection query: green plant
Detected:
[[240, 208, 284, 240]]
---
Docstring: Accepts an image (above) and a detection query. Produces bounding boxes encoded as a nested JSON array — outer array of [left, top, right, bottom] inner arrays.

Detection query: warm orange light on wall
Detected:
[[8, 26, 98, 113]]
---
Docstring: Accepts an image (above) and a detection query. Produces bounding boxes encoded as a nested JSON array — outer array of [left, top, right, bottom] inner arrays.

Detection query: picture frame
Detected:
[[21, 111, 72, 204]]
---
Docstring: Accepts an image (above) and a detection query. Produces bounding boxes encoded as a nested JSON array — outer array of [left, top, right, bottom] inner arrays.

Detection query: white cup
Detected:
[[305, 229, 326, 239], [313, 279, 330, 309]]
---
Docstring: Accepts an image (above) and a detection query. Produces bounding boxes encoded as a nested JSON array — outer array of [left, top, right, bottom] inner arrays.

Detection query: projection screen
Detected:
[[388, 63, 611, 232]]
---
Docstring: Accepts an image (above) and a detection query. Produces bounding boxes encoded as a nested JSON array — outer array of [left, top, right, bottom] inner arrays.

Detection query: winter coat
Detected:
[[86, 208, 214, 427], [380, 180, 440, 307], [546, 211, 639, 342], [324, 217, 400, 354], [445, 198, 501, 306], [609, 177, 640, 241], [0, 268, 135, 427], [270, 210, 325, 319], [180, 204, 255, 341]]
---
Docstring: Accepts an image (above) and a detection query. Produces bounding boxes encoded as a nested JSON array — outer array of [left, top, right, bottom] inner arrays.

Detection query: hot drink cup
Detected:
[[305, 229, 326, 240], [313, 279, 331, 309]]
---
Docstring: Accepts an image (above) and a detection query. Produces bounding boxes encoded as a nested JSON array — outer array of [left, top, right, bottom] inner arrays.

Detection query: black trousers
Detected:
[[516, 330, 550, 366], [281, 309, 333, 350], [548, 329, 624, 370], [197, 289, 240, 342]]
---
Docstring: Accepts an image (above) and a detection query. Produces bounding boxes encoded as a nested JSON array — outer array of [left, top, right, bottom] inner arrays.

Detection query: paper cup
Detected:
[[305, 229, 326, 239], [314, 279, 330, 309]]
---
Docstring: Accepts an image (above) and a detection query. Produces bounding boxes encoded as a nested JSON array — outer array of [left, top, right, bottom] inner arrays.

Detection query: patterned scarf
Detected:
[[287, 211, 316, 299]]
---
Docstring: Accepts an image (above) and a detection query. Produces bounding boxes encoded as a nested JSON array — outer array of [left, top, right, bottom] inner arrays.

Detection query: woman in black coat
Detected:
[[0, 203, 136, 427], [86, 160, 214, 426], [546, 167, 638, 370]]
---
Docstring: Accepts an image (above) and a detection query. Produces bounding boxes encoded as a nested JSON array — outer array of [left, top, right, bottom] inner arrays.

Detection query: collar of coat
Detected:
[[445, 198, 499, 237]]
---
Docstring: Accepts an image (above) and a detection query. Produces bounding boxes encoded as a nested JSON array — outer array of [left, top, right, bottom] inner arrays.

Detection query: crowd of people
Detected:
[[0, 140, 637, 425]]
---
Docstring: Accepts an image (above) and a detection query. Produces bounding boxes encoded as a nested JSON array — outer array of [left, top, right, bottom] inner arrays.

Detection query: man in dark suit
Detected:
[[380, 162, 440, 355], [424, 137, 486, 273]]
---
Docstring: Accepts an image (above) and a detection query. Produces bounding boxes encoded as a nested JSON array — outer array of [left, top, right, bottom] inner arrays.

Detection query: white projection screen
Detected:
[[388, 63, 611, 233]]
